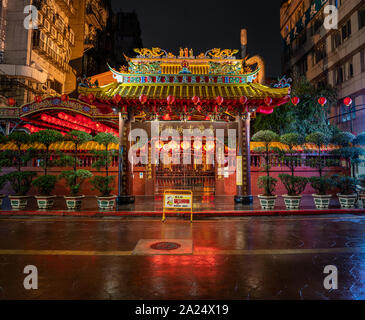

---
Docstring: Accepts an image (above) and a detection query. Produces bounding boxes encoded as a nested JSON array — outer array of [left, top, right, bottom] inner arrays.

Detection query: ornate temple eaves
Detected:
[[79, 82, 290, 100]]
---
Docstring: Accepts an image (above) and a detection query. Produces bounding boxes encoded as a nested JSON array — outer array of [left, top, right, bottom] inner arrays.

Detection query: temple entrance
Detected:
[[155, 160, 216, 196], [130, 121, 238, 197]]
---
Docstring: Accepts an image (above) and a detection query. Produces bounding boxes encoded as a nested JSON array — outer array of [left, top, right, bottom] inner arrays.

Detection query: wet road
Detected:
[[0, 214, 364, 299]]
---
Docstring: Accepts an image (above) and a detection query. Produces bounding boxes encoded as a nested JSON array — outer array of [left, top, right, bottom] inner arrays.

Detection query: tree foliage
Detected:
[[253, 74, 338, 137]]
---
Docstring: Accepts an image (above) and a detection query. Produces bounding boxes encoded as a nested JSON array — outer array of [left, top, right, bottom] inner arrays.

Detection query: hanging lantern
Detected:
[[162, 114, 171, 121], [181, 141, 190, 150], [7, 98, 16, 106], [216, 96, 224, 106], [113, 94, 122, 104], [61, 94, 69, 102], [239, 96, 248, 105], [291, 96, 300, 106], [344, 97, 352, 107], [204, 141, 215, 152], [87, 93, 95, 102], [139, 94, 148, 105], [264, 96, 272, 106], [192, 96, 200, 105], [167, 95, 175, 105], [34, 95, 42, 103], [318, 97, 327, 106], [193, 140, 202, 150]]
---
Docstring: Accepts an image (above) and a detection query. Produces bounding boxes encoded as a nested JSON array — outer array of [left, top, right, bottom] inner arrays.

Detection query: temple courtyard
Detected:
[[0, 214, 364, 300]]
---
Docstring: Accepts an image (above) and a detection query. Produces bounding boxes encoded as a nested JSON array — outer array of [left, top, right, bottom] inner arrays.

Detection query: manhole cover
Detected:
[[150, 242, 181, 251]]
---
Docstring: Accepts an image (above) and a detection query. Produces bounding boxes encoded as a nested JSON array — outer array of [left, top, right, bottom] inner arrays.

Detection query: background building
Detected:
[[0, 0, 76, 104], [280, 0, 365, 134], [0, 0, 142, 102]]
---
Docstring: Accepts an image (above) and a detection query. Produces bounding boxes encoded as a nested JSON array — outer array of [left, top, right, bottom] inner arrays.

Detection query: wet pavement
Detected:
[[0, 214, 364, 299]]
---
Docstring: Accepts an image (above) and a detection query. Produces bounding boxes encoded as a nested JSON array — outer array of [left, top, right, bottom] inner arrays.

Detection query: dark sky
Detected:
[[111, 0, 283, 77]]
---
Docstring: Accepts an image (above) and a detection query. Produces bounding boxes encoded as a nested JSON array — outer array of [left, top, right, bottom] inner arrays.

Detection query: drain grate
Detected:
[[150, 242, 181, 251]]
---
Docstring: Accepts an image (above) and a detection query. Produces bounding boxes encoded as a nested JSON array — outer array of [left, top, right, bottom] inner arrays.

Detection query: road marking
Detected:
[[0, 247, 364, 257], [0, 249, 133, 256]]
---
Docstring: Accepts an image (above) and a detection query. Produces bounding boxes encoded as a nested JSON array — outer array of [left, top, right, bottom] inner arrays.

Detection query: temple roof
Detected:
[[79, 82, 290, 100]]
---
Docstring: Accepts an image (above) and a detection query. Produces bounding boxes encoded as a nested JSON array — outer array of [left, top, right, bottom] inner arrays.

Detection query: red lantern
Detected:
[[139, 94, 148, 105], [318, 97, 327, 106], [87, 93, 95, 102], [239, 96, 248, 105], [344, 97, 352, 107], [291, 96, 300, 106], [192, 96, 200, 105], [162, 114, 171, 121], [264, 96, 272, 106], [113, 94, 121, 104], [216, 96, 224, 106], [34, 96, 42, 103], [7, 98, 16, 106], [167, 95, 175, 105], [61, 94, 69, 102]]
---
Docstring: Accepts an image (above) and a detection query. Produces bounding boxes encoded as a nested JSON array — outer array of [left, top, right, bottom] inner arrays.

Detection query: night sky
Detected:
[[111, 0, 283, 77]]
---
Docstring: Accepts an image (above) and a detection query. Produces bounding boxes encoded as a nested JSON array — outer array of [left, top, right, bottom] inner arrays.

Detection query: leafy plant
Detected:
[[90, 133, 118, 197], [32, 175, 57, 196], [253, 74, 338, 136], [61, 131, 92, 195], [309, 176, 334, 195], [279, 174, 308, 196], [6, 171, 36, 196], [91, 176, 114, 197], [277, 133, 304, 176], [59, 170, 93, 196], [332, 175, 358, 195], [252, 130, 279, 196], [257, 176, 278, 197], [306, 131, 331, 177], [31, 130, 64, 175], [7, 131, 34, 171]]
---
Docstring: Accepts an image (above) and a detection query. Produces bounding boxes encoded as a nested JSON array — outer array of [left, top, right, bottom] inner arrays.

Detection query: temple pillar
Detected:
[[116, 112, 135, 206], [234, 114, 253, 204]]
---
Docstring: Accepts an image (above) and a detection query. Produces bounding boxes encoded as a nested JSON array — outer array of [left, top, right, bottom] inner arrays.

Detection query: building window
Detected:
[[361, 49, 365, 72], [344, 58, 354, 81], [341, 19, 352, 41], [314, 42, 327, 64], [359, 8, 365, 29], [332, 30, 341, 50], [334, 66, 344, 85], [311, 13, 324, 36], [340, 102, 356, 123]]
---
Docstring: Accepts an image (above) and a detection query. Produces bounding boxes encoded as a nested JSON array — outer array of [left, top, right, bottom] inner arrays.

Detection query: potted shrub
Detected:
[[252, 130, 279, 209], [257, 176, 278, 209], [330, 131, 364, 177], [5, 132, 36, 209], [31, 130, 64, 209], [90, 133, 118, 210], [309, 176, 334, 209], [332, 175, 358, 209], [279, 174, 308, 210], [60, 131, 93, 210]]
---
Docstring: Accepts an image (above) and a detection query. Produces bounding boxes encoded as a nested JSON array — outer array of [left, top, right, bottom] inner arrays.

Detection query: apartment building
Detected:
[[281, 0, 365, 134], [0, 0, 76, 104]]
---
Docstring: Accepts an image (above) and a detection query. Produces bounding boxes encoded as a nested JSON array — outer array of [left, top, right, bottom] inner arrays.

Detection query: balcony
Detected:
[[56, 0, 76, 16]]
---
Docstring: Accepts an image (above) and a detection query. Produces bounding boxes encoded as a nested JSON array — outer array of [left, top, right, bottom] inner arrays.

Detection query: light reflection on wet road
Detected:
[[0, 214, 364, 299]]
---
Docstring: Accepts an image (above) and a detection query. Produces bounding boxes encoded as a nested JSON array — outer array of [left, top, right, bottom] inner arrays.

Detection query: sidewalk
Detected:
[[0, 195, 363, 218]]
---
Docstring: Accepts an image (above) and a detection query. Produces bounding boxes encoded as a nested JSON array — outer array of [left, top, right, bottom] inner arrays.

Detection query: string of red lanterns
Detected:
[[41, 114, 92, 134]]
